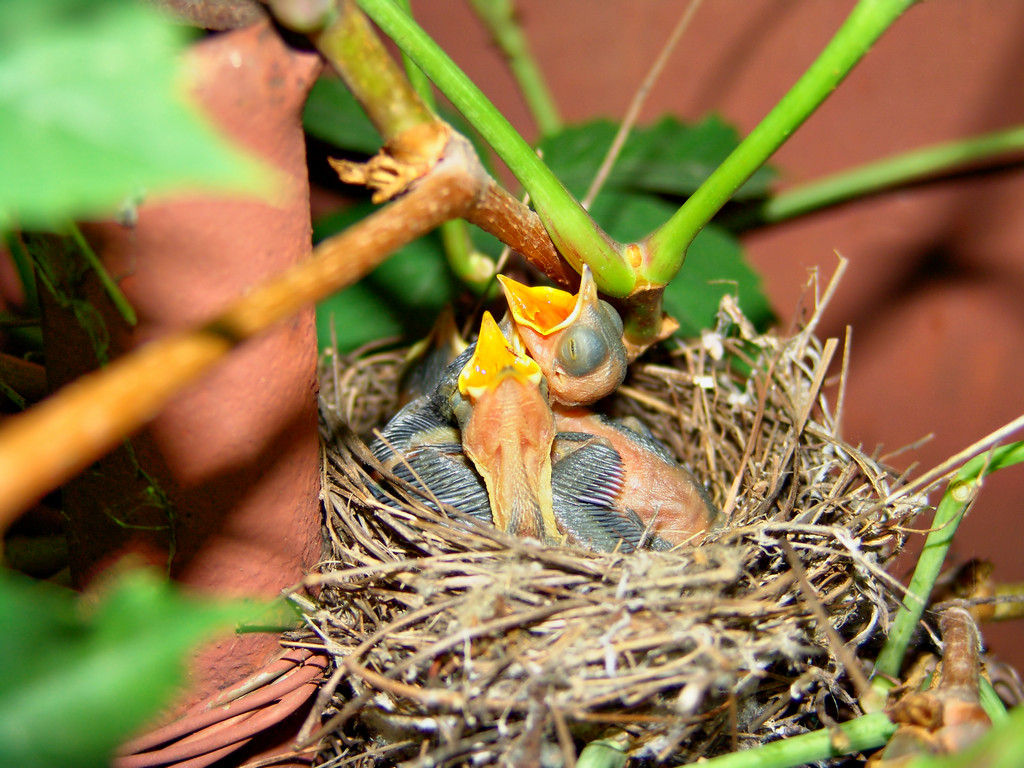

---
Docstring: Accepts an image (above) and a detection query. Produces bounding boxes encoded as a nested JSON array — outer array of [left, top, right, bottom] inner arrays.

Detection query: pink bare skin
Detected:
[[554, 407, 720, 546]]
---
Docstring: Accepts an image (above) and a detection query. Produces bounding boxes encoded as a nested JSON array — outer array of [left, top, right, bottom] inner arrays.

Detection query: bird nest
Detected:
[[297, 292, 925, 766]]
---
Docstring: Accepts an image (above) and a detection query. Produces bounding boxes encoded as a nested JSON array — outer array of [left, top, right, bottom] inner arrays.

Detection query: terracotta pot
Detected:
[[42, 20, 323, 721]]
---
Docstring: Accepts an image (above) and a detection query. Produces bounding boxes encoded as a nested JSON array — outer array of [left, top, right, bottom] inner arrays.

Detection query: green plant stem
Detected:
[[872, 441, 1024, 685], [644, 0, 916, 286], [68, 222, 136, 326], [981, 678, 1009, 724], [314, 0, 435, 142], [761, 124, 1024, 223], [4, 233, 39, 317], [466, 0, 562, 137], [872, 488, 967, 684], [696, 713, 896, 768], [393, 0, 434, 101], [439, 219, 496, 288], [355, 0, 634, 295]]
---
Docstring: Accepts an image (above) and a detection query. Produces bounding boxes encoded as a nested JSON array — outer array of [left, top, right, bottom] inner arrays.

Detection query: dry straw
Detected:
[[290, 268, 926, 766]]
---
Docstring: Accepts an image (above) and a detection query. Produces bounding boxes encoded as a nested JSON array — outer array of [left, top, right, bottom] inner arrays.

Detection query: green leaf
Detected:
[[620, 116, 777, 199], [539, 115, 776, 202], [314, 205, 463, 351], [664, 224, 774, 337], [0, 568, 259, 768], [0, 0, 272, 231], [588, 192, 773, 336], [536, 120, 620, 198], [303, 76, 383, 155]]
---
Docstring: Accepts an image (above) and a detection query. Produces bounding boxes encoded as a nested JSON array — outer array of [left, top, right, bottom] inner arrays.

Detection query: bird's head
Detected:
[[497, 265, 627, 406]]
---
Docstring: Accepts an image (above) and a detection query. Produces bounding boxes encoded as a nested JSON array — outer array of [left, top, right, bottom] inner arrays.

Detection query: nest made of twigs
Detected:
[[294, 292, 926, 767]]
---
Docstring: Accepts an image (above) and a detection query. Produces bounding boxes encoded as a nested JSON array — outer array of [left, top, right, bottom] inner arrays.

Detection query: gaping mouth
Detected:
[[496, 265, 601, 337], [496, 265, 627, 405], [457, 311, 543, 401]]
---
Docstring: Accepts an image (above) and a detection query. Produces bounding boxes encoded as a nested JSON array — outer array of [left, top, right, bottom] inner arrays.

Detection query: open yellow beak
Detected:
[[496, 268, 597, 337], [458, 311, 542, 400]]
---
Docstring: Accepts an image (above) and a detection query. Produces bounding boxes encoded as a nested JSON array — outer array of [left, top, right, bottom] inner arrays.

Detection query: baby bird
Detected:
[[371, 317, 650, 551], [369, 344, 492, 523], [370, 275, 719, 552], [447, 311, 561, 543], [554, 407, 721, 547], [498, 265, 628, 406]]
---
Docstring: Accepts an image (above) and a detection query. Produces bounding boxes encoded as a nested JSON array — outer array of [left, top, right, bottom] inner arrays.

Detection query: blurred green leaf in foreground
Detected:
[[0, 568, 258, 768], [0, 0, 273, 231]]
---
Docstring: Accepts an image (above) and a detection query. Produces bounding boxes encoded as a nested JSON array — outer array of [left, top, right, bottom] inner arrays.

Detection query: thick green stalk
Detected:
[[872, 441, 1024, 684], [466, 0, 562, 137], [763, 124, 1024, 223], [644, 0, 916, 285], [68, 223, 136, 326], [355, 0, 634, 295], [314, 0, 435, 141]]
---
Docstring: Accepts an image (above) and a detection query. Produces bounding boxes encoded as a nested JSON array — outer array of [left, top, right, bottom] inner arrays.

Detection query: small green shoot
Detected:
[[465, 0, 562, 137], [873, 440, 1024, 690], [577, 736, 629, 768], [760, 124, 1024, 224], [695, 712, 897, 768], [67, 223, 136, 326]]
